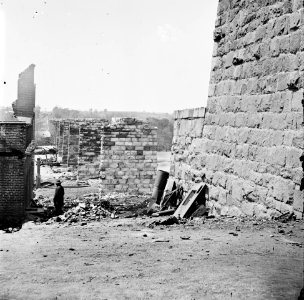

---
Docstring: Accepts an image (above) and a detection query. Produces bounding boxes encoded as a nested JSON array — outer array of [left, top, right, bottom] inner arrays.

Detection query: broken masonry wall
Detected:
[[172, 0, 304, 219], [50, 120, 63, 155], [99, 118, 158, 194], [13, 64, 36, 119], [50, 119, 107, 168], [77, 120, 108, 180], [171, 108, 206, 192], [68, 123, 80, 166], [0, 122, 33, 225]]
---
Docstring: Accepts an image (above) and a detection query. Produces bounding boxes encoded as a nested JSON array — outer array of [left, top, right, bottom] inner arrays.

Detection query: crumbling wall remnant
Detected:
[[12, 64, 36, 119], [51, 119, 107, 169], [171, 0, 304, 219], [78, 120, 107, 179], [0, 122, 33, 225]]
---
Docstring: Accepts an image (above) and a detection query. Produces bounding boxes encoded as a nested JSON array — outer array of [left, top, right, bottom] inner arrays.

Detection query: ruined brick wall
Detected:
[[51, 119, 107, 168], [0, 122, 32, 224], [13, 64, 35, 119], [99, 118, 158, 194], [78, 120, 107, 179], [172, 0, 304, 219]]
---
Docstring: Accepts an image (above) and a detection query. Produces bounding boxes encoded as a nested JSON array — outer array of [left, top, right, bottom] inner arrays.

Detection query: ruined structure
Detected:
[[13, 64, 36, 116], [99, 118, 158, 194], [51, 119, 107, 173], [51, 118, 158, 192], [0, 65, 36, 225], [171, 1, 304, 218]]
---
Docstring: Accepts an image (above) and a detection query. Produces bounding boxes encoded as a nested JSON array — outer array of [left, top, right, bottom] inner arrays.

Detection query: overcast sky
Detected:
[[0, 1, 218, 113]]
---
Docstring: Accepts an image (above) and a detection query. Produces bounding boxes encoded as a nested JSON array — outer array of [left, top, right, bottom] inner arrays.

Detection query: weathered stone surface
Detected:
[[99, 118, 157, 194], [171, 0, 304, 218]]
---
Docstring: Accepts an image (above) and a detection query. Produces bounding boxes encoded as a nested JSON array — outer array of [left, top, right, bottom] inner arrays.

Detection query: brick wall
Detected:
[[171, 0, 304, 219], [99, 118, 158, 194], [0, 122, 33, 225], [78, 120, 107, 179], [51, 119, 107, 167]]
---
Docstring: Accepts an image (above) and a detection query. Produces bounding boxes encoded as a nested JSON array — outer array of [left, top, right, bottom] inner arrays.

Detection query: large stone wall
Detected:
[[171, 0, 304, 219], [171, 108, 206, 191], [99, 118, 158, 194]]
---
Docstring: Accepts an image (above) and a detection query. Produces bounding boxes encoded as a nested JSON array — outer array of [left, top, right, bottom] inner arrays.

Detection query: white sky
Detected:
[[0, 0, 218, 113]]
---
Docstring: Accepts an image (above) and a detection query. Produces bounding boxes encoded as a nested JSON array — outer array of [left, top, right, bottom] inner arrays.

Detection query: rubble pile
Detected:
[[56, 199, 113, 224], [44, 192, 151, 224]]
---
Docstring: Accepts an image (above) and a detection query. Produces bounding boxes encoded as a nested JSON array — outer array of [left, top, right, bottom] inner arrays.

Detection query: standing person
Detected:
[[53, 179, 64, 215]]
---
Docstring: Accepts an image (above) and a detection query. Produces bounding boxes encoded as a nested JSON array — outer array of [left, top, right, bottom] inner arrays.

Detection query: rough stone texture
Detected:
[[51, 119, 107, 167], [99, 118, 158, 194], [51, 118, 158, 188], [78, 120, 107, 180], [172, 0, 304, 219], [0, 122, 34, 225]]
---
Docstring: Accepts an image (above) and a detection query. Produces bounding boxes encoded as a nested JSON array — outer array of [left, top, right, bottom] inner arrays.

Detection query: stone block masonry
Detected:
[[171, 0, 304, 219], [78, 120, 107, 179], [50, 119, 107, 168], [171, 108, 206, 192], [99, 118, 158, 194]]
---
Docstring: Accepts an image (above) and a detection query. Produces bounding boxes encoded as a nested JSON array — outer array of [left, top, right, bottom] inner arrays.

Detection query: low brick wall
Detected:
[[99, 118, 158, 194]]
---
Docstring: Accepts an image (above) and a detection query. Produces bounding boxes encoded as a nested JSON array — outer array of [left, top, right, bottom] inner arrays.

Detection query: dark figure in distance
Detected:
[[53, 179, 64, 215]]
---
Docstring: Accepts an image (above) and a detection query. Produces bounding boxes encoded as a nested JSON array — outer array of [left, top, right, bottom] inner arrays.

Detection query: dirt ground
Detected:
[[1, 152, 303, 299], [1, 215, 303, 300]]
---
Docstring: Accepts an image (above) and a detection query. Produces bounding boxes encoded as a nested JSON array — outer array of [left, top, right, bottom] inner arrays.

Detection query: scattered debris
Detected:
[[174, 183, 208, 219], [151, 208, 175, 217], [229, 232, 238, 236], [275, 212, 295, 223], [154, 239, 170, 243], [150, 216, 179, 227]]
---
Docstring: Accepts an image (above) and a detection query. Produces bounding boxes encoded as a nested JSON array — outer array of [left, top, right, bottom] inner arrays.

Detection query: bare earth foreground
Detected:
[[0, 217, 304, 300], [1, 152, 303, 299]]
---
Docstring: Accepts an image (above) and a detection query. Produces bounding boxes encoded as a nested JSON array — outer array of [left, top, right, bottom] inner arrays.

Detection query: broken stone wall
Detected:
[[78, 120, 107, 180], [50, 119, 107, 168], [0, 122, 33, 225], [171, 0, 304, 219], [13, 64, 36, 119], [99, 118, 158, 194]]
